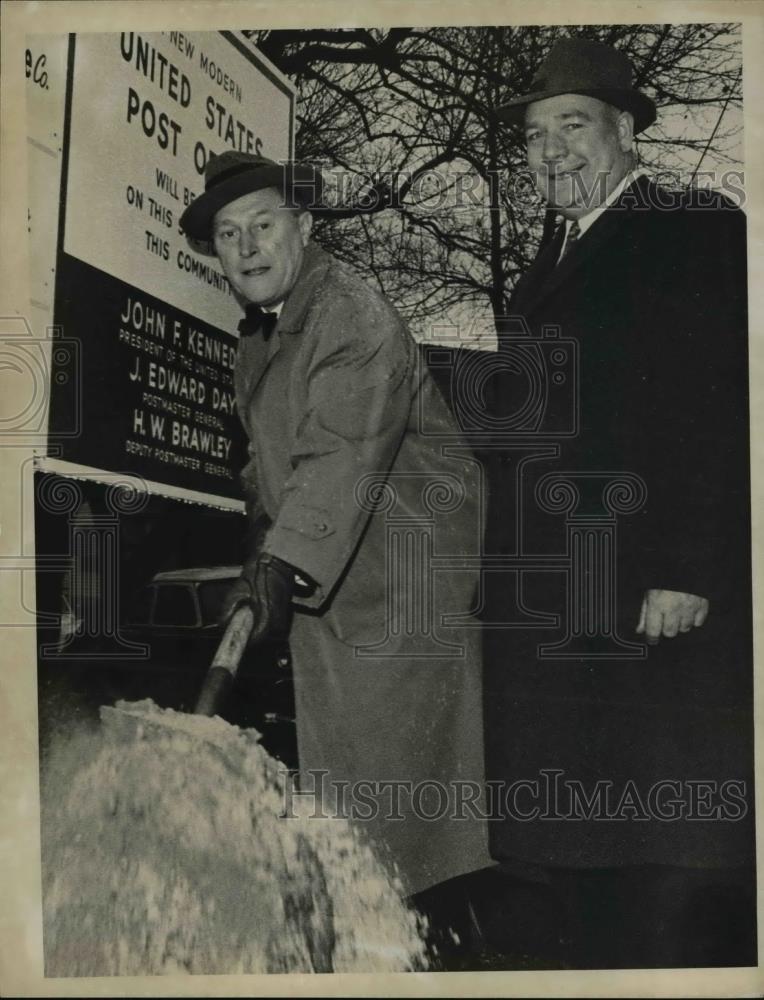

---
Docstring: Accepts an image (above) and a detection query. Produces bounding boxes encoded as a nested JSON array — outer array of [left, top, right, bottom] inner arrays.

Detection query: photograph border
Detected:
[[1, 1, 762, 996]]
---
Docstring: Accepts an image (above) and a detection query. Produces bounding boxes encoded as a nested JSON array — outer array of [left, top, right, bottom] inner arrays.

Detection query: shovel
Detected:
[[100, 603, 256, 737], [194, 604, 256, 716]]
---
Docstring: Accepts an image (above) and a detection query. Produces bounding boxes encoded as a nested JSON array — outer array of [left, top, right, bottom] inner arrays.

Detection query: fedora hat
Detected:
[[180, 150, 323, 244], [493, 37, 657, 135]]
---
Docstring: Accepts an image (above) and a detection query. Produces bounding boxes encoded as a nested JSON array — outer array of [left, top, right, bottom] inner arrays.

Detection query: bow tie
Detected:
[[239, 304, 279, 341]]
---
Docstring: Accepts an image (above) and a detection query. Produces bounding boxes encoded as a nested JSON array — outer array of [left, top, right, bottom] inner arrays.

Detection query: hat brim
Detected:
[[179, 163, 322, 244], [493, 88, 657, 136]]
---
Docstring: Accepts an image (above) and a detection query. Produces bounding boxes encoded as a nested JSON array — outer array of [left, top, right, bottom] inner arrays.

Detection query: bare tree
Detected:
[[244, 24, 743, 342]]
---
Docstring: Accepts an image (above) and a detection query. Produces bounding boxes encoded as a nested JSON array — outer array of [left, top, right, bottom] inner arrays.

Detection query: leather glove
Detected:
[[218, 552, 296, 643]]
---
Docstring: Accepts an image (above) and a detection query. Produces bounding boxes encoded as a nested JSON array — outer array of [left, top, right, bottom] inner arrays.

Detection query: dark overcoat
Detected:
[[484, 175, 754, 871], [234, 244, 493, 894]]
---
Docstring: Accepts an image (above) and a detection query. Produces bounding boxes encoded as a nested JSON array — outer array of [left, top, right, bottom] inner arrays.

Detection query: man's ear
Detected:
[[616, 110, 635, 152], [298, 209, 313, 247]]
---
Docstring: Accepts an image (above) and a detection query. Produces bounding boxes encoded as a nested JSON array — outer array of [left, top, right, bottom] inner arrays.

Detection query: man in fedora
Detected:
[[480, 38, 754, 966], [179, 152, 494, 955]]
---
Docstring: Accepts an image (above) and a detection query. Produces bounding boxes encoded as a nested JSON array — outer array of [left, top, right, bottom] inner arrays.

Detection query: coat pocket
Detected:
[[320, 565, 392, 649]]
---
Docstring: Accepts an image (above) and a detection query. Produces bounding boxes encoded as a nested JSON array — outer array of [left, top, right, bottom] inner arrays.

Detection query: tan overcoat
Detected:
[[234, 244, 492, 894]]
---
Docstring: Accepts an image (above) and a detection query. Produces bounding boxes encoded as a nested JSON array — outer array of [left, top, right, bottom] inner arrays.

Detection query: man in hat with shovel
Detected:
[[481, 38, 754, 966], [179, 153, 494, 955]]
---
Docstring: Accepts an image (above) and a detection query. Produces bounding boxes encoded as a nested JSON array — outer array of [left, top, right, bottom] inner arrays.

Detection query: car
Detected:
[[40, 566, 298, 768], [122, 565, 279, 665]]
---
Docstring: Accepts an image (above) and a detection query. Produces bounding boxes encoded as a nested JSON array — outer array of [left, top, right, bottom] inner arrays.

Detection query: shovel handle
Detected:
[[194, 604, 256, 716]]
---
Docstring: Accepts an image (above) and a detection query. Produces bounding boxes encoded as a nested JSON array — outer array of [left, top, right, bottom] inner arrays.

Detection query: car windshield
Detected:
[[152, 584, 199, 627], [198, 579, 237, 626]]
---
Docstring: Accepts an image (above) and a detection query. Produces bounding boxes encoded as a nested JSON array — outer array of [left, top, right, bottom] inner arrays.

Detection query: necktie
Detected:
[[559, 219, 581, 262]]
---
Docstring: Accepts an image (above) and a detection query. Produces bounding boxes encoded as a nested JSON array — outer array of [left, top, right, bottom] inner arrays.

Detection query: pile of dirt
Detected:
[[41, 700, 430, 975]]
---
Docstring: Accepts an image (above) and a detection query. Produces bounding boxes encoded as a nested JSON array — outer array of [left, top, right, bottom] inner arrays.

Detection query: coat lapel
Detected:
[[235, 316, 283, 409], [234, 245, 334, 411], [511, 224, 565, 314], [512, 176, 650, 318]]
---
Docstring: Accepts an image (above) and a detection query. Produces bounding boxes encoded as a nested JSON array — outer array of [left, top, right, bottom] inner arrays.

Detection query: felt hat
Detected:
[[180, 151, 323, 244], [493, 37, 657, 135]]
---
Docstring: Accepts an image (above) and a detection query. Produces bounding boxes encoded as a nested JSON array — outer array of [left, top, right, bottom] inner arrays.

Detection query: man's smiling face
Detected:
[[212, 187, 313, 307], [524, 93, 634, 219]]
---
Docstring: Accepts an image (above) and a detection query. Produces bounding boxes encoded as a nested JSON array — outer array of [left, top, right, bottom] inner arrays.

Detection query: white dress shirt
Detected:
[[559, 169, 647, 260]]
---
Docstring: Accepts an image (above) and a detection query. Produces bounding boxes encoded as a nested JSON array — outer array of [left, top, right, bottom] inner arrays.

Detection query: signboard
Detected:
[[46, 31, 295, 503]]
